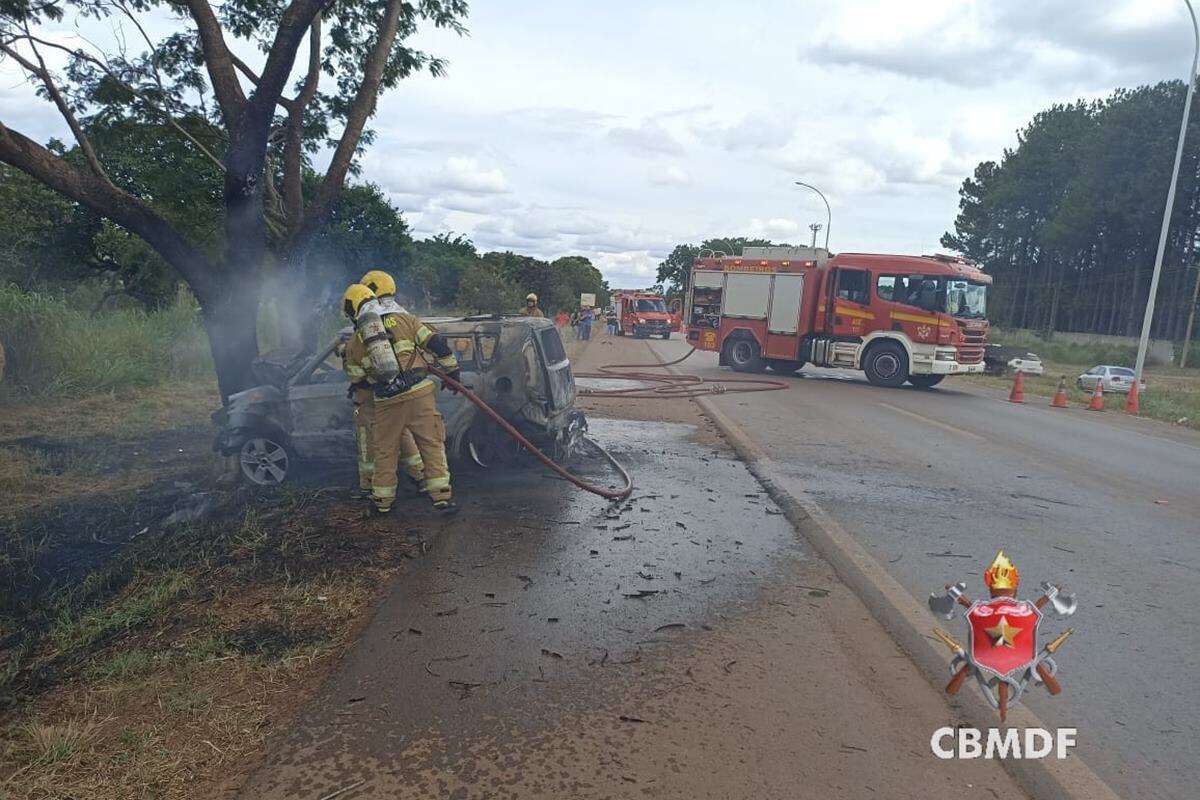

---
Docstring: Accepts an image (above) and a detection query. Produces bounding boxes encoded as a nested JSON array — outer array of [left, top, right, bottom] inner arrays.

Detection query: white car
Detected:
[[1007, 353, 1045, 375], [1076, 365, 1146, 394]]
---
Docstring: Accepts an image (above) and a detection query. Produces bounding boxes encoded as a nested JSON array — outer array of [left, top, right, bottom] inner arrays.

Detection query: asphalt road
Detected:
[[650, 337, 1200, 800]]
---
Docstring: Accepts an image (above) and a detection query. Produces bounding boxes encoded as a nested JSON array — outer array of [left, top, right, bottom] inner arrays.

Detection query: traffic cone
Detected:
[[1051, 377, 1069, 408], [1123, 378, 1140, 415], [1008, 370, 1025, 403], [1087, 379, 1105, 411]]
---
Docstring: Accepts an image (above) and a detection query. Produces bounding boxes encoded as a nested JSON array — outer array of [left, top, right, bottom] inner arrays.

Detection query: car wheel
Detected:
[[725, 337, 765, 372], [907, 374, 945, 389], [863, 341, 909, 388], [661, 332, 671, 340], [239, 436, 291, 486]]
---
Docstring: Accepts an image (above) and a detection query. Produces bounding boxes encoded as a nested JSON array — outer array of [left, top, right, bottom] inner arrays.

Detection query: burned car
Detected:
[[214, 315, 584, 485]]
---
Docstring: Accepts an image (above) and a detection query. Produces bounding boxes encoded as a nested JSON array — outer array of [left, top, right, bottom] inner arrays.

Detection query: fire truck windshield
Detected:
[[883, 275, 987, 319], [944, 279, 987, 319], [636, 299, 667, 312]]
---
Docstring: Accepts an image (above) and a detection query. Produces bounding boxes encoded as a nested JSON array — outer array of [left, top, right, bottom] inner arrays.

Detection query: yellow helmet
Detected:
[[526, 293, 538, 303], [361, 270, 396, 297], [342, 283, 376, 319]]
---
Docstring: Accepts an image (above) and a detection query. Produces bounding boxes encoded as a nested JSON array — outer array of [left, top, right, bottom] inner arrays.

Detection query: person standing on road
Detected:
[[520, 293, 544, 318], [341, 283, 462, 516], [578, 305, 594, 341], [605, 307, 618, 335], [352, 270, 425, 494]]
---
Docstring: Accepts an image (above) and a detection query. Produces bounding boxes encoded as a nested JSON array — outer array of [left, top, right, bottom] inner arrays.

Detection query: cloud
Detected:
[[606, 120, 686, 157], [647, 164, 692, 186], [429, 156, 510, 194], [748, 217, 802, 239], [806, 0, 1192, 90]]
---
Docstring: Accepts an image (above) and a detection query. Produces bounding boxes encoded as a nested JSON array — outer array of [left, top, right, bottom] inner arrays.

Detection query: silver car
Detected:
[[1076, 365, 1146, 395], [214, 315, 585, 485]]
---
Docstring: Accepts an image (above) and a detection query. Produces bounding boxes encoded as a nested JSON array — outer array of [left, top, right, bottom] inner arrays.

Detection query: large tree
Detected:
[[0, 0, 467, 399]]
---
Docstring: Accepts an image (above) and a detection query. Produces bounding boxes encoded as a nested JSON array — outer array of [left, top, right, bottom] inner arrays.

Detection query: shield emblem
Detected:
[[966, 597, 1041, 680]]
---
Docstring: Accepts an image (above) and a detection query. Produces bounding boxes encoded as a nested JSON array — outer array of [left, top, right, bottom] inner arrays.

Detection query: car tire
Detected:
[[238, 435, 292, 486], [725, 337, 765, 373], [862, 341, 909, 388], [907, 374, 945, 389]]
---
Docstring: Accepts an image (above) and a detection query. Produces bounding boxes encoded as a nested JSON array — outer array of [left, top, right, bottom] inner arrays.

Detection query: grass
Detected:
[[0, 489, 417, 800], [0, 284, 213, 399], [967, 330, 1200, 429]]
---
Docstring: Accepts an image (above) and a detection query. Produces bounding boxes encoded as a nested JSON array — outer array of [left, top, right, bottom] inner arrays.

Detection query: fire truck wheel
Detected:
[[862, 341, 909, 387], [766, 359, 804, 373], [907, 374, 945, 389], [725, 337, 765, 373]]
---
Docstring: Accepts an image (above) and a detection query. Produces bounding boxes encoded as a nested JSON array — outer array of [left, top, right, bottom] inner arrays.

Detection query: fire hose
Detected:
[[574, 346, 792, 398], [422, 360, 634, 502]]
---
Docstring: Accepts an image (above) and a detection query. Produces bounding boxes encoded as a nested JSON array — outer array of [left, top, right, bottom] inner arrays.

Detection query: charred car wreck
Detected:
[[214, 316, 585, 485]]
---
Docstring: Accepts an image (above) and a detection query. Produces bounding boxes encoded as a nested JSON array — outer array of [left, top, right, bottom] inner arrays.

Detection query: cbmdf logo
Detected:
[[927, 550, 1077, 722]]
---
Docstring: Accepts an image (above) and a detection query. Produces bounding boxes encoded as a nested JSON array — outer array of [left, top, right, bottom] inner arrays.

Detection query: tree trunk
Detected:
[[196, 274, 261, 401]]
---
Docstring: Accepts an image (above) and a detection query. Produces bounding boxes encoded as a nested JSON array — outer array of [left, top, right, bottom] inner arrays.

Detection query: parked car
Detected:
[[1076, 365, 1146, 395], [214, 315, 586, 485], [1007, 353, 1045, 375]]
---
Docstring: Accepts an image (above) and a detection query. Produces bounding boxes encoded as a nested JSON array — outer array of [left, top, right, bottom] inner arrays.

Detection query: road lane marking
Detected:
[[877, 402, 987, 442]]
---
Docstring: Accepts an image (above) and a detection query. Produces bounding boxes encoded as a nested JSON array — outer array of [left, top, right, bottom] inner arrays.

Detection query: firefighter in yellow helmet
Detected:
[[340, 283, 460, 515], [351, 270, 425, 491], [520, 292, 544, 318]]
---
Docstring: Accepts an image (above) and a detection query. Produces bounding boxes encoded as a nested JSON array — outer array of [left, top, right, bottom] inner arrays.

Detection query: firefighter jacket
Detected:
[[344, 312, 459, 401], [520, 306, 545, 318]]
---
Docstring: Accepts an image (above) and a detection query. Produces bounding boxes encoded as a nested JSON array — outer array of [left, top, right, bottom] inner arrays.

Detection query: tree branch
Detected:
[[283, 14, 321, 233], [228, 52, 298, 112], [3, 31, 226, 173], [1, 35, 112, 186], [182, 0, 247, 127], [0, 119, 216, 290], [290, 0, 405, 251]]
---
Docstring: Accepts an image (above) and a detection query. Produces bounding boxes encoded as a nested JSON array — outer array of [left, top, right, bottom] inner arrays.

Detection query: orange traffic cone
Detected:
[[1087, 379, 1105, 411], [1051, 376, 1069, 408], [1008, 370, 1025, 403], [1123, 378, 1140, 415]]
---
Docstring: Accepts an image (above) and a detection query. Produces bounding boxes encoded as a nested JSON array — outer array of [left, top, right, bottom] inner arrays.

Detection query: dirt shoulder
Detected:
[[234, 330, 1026, 800]]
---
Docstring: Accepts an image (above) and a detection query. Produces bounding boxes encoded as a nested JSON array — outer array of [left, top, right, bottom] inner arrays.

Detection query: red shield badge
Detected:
[[966, 597, 1041, 679]]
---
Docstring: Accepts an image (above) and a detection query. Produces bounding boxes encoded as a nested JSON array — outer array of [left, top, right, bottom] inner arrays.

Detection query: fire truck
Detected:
[[613, 290, 673, 339], [685, 246, 990, 388]]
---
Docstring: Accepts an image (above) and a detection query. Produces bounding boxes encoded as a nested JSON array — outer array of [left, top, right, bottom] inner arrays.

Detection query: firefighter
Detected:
[[521, 293, 544, 318], [356, 269, 424, 487], [341, 284, 461, 516]]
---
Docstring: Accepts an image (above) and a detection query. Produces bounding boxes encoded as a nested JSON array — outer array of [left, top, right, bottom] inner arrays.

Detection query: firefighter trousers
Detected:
[[354, 398, 423, 492], [370, 388, 451, 511]]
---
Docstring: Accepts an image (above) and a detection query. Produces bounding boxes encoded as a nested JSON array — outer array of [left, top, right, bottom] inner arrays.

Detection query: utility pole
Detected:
[[1136, 0, 1199, 380], [809, 223, 823, 249], [1182, 264, 1200, 367]]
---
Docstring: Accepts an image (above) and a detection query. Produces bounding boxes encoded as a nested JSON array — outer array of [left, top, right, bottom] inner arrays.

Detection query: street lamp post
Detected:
[[1135, 0, 1199, 380], [794, 181, 831, 251]]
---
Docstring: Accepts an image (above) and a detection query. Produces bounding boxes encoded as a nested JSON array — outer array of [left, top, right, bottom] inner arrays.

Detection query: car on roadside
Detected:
[[213, 315, 585, 485], [1007, 353, 1045, 375], [1076, 365, 1146, 395]]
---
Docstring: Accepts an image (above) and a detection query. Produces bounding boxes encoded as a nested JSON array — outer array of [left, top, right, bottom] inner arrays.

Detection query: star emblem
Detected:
[[985, 615, 1022, 648]]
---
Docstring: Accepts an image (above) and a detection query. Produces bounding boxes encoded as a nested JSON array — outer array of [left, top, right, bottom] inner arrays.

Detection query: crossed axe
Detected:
[[929, 581, 1076, 719]]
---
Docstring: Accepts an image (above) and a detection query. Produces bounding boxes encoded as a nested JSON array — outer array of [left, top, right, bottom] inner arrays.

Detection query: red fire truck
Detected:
[[685, 246, 990, 387], [613, 290, 673, 339]]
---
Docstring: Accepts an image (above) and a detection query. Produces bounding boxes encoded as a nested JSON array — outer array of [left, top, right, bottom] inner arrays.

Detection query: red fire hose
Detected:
[[574, 346, 791, 398]]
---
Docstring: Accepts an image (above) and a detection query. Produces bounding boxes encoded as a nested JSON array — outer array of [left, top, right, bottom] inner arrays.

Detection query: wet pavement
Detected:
[[239, 418, 803, 797]]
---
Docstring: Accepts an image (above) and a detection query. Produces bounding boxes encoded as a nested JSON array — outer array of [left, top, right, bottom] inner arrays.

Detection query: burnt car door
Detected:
[[286, 341, 355, 461]]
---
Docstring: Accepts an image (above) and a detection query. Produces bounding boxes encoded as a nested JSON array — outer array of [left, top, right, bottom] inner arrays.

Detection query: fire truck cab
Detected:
[[613, 290, 673, 339], [686, 246, 990, 388]]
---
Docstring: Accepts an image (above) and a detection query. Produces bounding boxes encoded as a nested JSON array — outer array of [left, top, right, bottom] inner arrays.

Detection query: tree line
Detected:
[[943, 80, 1200, 344]]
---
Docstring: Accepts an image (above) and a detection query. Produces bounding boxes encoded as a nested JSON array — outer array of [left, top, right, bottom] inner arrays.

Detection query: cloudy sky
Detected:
[[2, 0, 1198, 288]]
